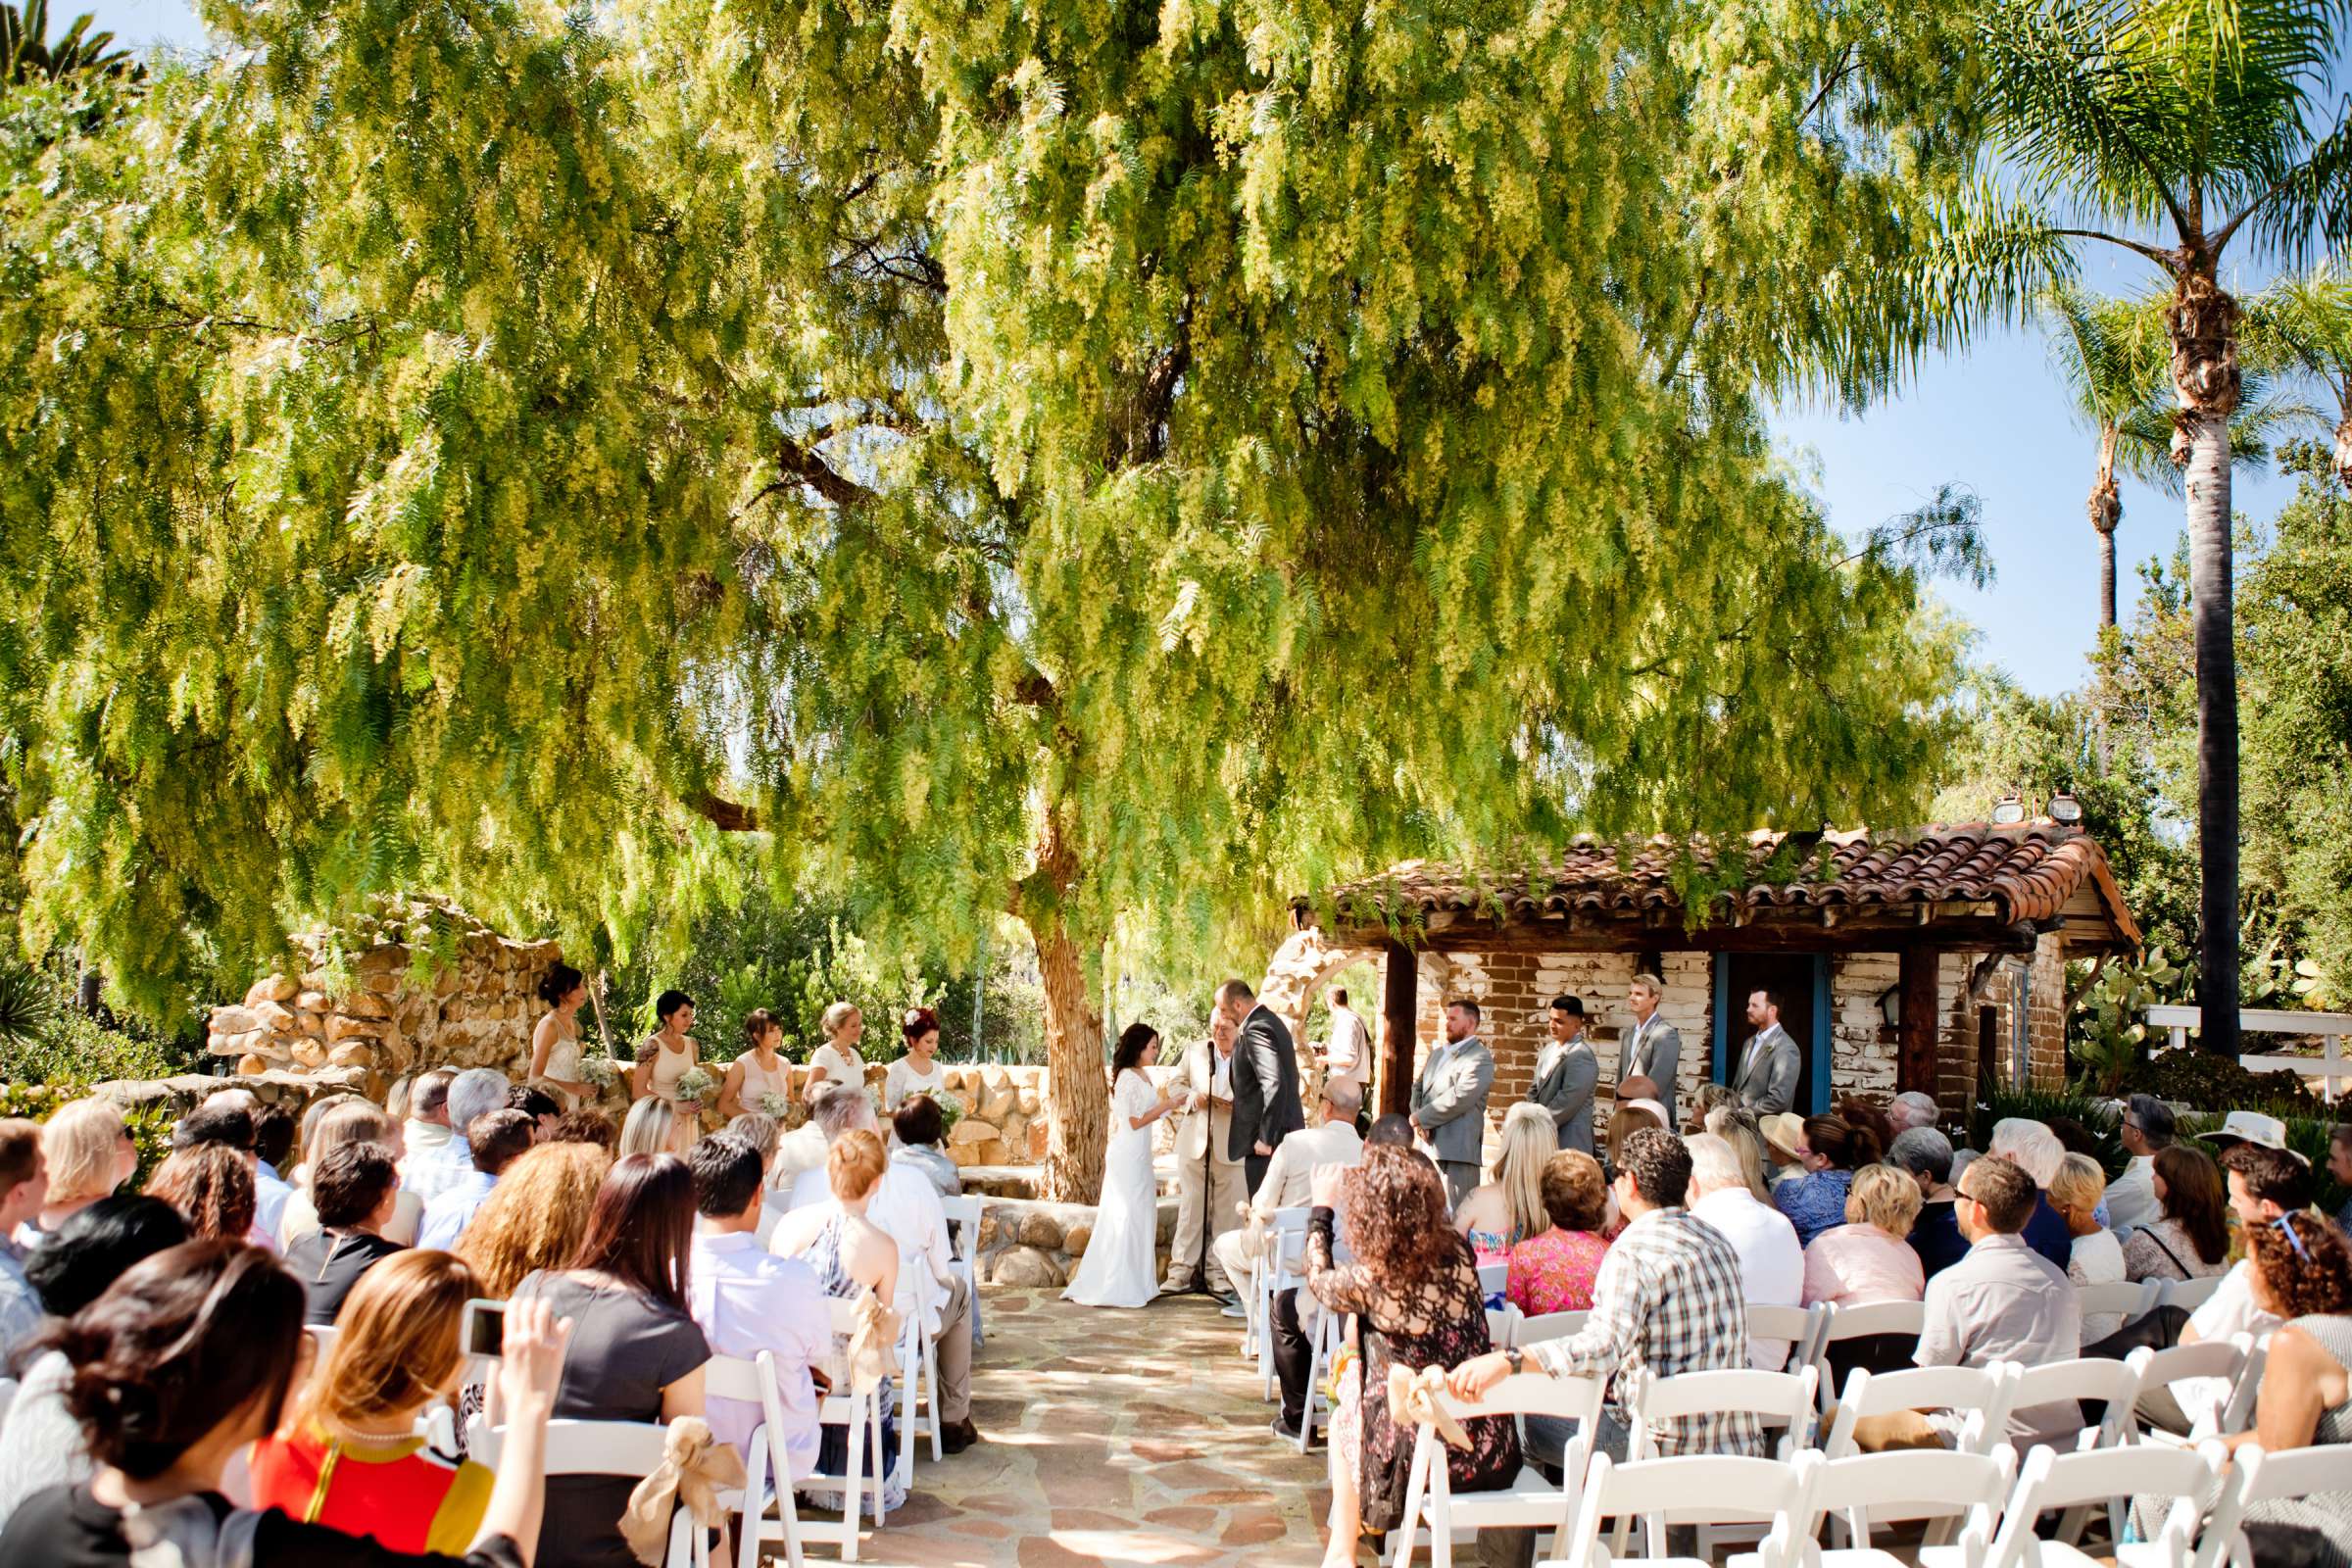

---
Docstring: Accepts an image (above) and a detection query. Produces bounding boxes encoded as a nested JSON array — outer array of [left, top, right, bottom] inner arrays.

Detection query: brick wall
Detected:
[[1829, 953, 1900, 1102]]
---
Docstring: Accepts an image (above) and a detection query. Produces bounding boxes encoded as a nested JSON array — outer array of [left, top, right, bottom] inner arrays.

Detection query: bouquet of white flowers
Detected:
[[759, 1091, 793, 1119], [935, 1091, 965, 1136], [579, 1056, 621, 1090], [673, 1065, 716, 1105]]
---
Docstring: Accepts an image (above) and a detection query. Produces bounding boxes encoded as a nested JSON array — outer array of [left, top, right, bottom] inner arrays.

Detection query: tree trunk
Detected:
[[2090, 435, 2122, 630], [2096, 525, 2117, 629], [2181, 407, 2241, 1057], [1028, 908, 1107, 1203]]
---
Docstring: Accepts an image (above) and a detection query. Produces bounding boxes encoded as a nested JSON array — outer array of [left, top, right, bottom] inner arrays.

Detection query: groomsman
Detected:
[[1618, 972, 1683, 1128], [1527, 996, 1599, 1154], [1728, 988, 1802, 1114], [1163, 1014, 1246, 1294], [1219, 978, 1304, 1196], [1412, 1000, 1494, 1207]]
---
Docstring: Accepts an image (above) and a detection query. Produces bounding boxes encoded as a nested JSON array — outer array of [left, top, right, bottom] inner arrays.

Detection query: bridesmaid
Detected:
[[803, 1002, 866, 1106], [528, 962, 597, 1107], [633, 990, 706, 1132], [883, 1007, 948, 1111], [716, 1008, 794, 1121]]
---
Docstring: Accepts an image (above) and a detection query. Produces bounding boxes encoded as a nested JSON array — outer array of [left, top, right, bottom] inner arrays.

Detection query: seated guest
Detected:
[[1835, 1098, 1896, 1167], [1450, 1130, 1757, 1465], [397, 1069, 460, 1194], [685, 1136, 827, 1481], [2051, 1152, 2128, 1341], [513, 1154, 710, 1568], [30, 1102, 138, 1242], [2156, 1136, 2310, 1434], [547, 1108, 619, 1151], [454, 1140, 613, 1299], [0, 1199, 187, 1530], [0, 1121, 48, 1354], [1886, 1092, 1939, 1137], [417, 1110, 535, 1251], [0, 1238, 567, 1568], [1853, 1153, 2081, 1453], [507, 1083, 563, 1143], [2124, 1144, 2231, 1284], [1685, 1082, 1740, 1137], [282, 1142, 407, 1325], [1602, 1097, 1668, 1180], [144, 1144, 254, 1245], [2333, 1125, 2352, 1234], [1803, 1164, 1927, 1309], [1889, 1126, 1968, 1281], [724, 1113, 785, 1244], [1759, 1111, 1808, 1182], [1455, 1103, 1555, 1266], [281, 1101, 422, 1248], [172, 1099, 255, 1159], [1685, 1132, 1803, 1369], [1306, 1146, 1519, 1568], [1986, 1117, 2076, 1270], [1701, 1103, 1775, 1201], [1773, 1112, 1884, 1249], [770, 1131, 906, 1514], [249, 1102, 298, 1250], [249, 1251, 496, 1553], [618, 1096, 679, 1159], [412, 1068, 512, 1205], [1505, 1152, 1611, 1316], [889, 1096, 961, 1200], [2108, 1095, 2174, 1237]]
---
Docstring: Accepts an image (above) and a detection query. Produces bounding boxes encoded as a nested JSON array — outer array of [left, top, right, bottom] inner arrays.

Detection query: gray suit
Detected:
[[1618, 1014, 1683, 1126], [1411, 1035, 1494, 1206], [1527, 1038, 1599, 1155], [1730, 1022, 1802, 1115]]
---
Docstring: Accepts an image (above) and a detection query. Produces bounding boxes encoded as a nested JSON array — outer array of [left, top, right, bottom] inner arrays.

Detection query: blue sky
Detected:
[[76, 0, 2328, 700]]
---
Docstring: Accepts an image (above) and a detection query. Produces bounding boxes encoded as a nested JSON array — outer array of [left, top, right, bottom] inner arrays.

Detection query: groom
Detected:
[[1216, 978, 1304, 1199]]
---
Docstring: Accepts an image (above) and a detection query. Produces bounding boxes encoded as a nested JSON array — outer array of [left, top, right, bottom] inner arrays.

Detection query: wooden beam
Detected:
[[1325, 915, 2022, 956], [1898, 944, 1940, 1097], [1379, 938, 1418, 1118]]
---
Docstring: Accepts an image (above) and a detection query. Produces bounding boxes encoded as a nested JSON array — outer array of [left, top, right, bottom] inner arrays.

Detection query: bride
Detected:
[[1063, 1022, 1184, 1309]]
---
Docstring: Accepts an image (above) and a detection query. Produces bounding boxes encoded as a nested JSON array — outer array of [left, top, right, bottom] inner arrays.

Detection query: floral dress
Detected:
[[798, 1212, 906, 1514], [1773, 1168, 1855, 1250], [1305, 1208, 1521, 1533], [1505, 1228, 1610, 1316]]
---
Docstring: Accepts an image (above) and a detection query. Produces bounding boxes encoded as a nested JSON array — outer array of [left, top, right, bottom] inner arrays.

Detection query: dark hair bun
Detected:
[[537, 962, 585, 1005]]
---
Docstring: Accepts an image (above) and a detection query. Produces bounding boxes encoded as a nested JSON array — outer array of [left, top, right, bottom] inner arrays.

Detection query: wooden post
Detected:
[[1898, 945, 1939, 1098], [1381, 938, 1418, 1117]]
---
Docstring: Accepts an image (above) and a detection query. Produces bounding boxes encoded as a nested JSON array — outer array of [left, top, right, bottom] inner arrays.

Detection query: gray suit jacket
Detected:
[[1730, 1023, 1802, 1115], [1618, 1016, 1683, 1125], [1411, 1036, 1494, 1166], [1527, 1039, 1598, 1155]]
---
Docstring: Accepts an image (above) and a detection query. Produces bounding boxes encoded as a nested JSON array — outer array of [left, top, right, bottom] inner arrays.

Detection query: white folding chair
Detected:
[[303, 1323, 339, 1358], [2216, 1340, 2268, 1436], [1982, 1441, 2226, 1568], [2130, 1334, 2253, 1441], [1559, 1450, 1818, 1568], [1246, 1207, 1309, 1366], [1487, 1306, 1522, 1350], [2163, 1274, 2228, 1313], [1738, 1447, 2016, 1568], [1387, 1372, 1607, 1568], [1514, 1310, 1590, 1348], [1298, 1298, 1350, 1454], [1477, 1260, 1509, 1299], [1810, 1300, 1928, 1414], [1822, 1364, 2017, 1459], [2077, 1279, 2164, 1335], [1747, 1302, 1827, 1374], [1632, 1368, 1819, 1558], [894, 1298, 942, 1479], [939, 1195, 982, 1348], [1260, 1216, 1314, 1400], [2008, 1356, 2148, 1543], [467, 1416, 709, 1567], [2193, 1443, 2352, 1568]]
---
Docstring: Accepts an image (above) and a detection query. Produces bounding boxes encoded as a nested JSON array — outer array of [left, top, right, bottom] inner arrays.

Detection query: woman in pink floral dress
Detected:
[[1505, 1152, 1612, 1315]]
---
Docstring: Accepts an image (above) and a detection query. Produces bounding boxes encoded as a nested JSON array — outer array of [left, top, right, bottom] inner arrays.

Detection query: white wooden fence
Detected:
[[2145, 1004, 2352, 1102]]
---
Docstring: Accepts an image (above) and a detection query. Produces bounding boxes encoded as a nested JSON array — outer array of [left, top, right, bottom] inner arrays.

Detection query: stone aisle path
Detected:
[[849, 1289, 1333, 1566]]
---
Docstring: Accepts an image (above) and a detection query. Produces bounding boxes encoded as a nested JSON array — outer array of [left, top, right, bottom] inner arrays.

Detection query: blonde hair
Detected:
[[455, 1141, 613, 1298], [1630, 973, 1665, 999], [42, 1100, 127, 1202], [1605, 1102, 1664, 1171], [309, 1100, 398, 1166], [2049, 1151, 2108, 1216], [1492, 1103, 1555, 1242], [820, 1002, 861, 1041], [829, 1129, 887, 1200], [1845, 1163, 1925, 1235], [1703, 1105, 1774, 1201], [619, 1096, 677, 1158], [301, 1250, 479, 1430]]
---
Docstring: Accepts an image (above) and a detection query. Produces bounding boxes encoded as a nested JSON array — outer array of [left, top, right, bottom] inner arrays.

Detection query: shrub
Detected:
[[0, 1081, 175, 1189], [2118, 1048, 2323, 1117]]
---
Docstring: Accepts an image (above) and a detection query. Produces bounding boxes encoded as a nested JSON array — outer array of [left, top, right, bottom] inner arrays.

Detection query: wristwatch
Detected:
[[1504, 1348, 1526, 1374]]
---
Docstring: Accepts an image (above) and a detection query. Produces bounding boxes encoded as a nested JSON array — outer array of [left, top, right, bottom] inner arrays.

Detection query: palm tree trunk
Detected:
[[2097, 527, 2117, 628], [2181, 408, 2241, 1057]]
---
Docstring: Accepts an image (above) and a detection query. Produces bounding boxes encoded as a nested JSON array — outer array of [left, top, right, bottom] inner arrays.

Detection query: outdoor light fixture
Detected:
[[1879, 984, 1901, 1029], [1991, 793, 2028, 825], [2048, 789, 2083, 825]]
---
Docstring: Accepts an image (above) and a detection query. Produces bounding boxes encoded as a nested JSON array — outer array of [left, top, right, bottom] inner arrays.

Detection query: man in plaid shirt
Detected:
[[1448, 1128, 1764, 1460]]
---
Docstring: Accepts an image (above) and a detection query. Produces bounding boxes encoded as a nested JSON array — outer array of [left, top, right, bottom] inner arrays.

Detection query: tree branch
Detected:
[[687, 791, 759, 832]]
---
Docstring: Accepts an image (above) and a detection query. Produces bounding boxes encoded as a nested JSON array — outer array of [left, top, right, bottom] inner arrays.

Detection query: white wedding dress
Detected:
[[1061, 1070, 1161, 1309]]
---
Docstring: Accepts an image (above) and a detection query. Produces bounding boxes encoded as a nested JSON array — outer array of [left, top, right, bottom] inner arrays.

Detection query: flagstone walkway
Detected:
[[853, 1289, 1334, 1567]]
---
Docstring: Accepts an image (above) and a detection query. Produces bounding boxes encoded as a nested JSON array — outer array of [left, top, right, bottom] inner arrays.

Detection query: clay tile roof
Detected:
[[1300, 823, 2140, 951]]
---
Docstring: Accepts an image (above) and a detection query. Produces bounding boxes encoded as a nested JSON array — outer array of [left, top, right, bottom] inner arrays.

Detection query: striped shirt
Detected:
[[1527, 1205, 1764, 1457]]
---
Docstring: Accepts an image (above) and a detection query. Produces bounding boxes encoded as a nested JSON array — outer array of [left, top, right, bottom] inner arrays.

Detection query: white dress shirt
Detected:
[[399, 1121, 471, 1201], [1326, 1006, 1371, 1089], [1689, 1186, 1806, 1369], [783, 1159, 954, 1330], [417, 1168, 498, 1251], [691, 1231, 830, 1480], [2104, 1154, 2159, 1237]]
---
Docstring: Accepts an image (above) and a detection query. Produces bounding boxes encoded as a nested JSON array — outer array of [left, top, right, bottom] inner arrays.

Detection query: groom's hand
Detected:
[[1447, 1352, 1511, 1400], [1253, 1140, 1273, 1157]]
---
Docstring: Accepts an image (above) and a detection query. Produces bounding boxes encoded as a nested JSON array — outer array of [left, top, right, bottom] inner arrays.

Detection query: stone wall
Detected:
[[205, 901, 561, 1101], [971, 1195, 1180, 1289], [929, 1064, 1049, 1167]]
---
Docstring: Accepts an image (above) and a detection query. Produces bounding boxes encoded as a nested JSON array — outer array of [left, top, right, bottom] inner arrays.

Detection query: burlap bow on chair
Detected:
[[1388, 1362, 1473, 1450], [843, 1282, 904, 1395], [621, 1416, 749, 1567]]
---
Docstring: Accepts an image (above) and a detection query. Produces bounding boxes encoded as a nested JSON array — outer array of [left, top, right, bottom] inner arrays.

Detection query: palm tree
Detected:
[[1, 0, 132, 85], [2247, 261, 2352, 486], [1932, 0, 2352, 1057]]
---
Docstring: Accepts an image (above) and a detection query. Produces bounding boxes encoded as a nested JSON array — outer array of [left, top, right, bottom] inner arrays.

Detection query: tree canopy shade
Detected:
[[0, 0, 1988, 1197]]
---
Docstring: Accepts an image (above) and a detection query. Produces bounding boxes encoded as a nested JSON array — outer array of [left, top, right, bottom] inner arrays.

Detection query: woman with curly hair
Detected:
[[453, 1141, 613, 1298], [1305, 1144, 1519, 1568], [143, 1145, 256, 1244]]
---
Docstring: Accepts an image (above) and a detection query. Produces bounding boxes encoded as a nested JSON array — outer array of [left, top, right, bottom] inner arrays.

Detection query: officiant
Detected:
[[1162, 1011, 1246, 1296]]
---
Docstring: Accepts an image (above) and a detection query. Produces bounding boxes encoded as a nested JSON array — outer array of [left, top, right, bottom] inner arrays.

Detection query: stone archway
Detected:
[[1255, 925, 1376, 1088]]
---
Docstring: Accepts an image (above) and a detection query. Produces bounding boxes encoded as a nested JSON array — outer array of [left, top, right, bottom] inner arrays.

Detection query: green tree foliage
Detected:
[[0, 0, 1988, 1196], [1, 0, 131, 85]]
